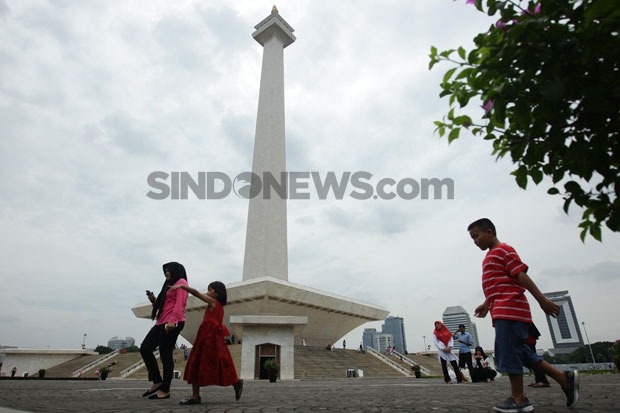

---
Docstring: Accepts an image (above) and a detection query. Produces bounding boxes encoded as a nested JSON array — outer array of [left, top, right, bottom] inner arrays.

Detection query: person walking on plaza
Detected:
[[140, 262, 189, 400], [453, 324, 474, 380], [168, 281, 243, 405], [433, 321, 463, 384], [468, 218, 578, 412], [526, 323, 551, 388], [11, 367, 17, 378]]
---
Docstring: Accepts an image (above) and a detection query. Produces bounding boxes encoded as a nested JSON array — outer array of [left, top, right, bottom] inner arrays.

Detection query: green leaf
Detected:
[[564, 181, 582, 195], [443, 67, 457, 83], [455, 68, 473, 80], [448, 128, 460, 143], [439, 49, 455, 58], [512, 166, 528, 189], [547, 187, 560, 195], [530, 169, 543, 185], [552, 170, 565, 183], [454, 115, 472, 126], [458, 47, 466, 60], [589, 223, 602, 241]]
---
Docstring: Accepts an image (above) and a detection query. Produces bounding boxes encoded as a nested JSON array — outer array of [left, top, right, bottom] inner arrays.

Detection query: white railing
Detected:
[[72, 349, 121, 377], [365, 347, 411, 376], [391, 350, 432, 376], [119, 350, 160, 378]]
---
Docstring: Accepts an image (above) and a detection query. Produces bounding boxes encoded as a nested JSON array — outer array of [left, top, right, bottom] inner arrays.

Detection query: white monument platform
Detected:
[[132, 276, 389, 348]]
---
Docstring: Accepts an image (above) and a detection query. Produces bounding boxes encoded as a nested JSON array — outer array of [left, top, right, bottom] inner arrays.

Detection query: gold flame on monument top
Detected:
[[272, 5, 278, 13]]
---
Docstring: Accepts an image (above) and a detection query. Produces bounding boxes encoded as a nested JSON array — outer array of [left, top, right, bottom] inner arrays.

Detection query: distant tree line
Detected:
[[94, 345, 140, 354], [542, 341, 614, 364]]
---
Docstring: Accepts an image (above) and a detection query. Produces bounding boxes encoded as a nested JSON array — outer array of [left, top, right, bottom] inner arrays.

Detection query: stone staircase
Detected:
[[126, 348, 189, 380], [44, 354, 104, 378], [43, 345, 440, 381], [383, 352, 433, 376], [103, 352, 148, 379], [293, 346, 405, 380]]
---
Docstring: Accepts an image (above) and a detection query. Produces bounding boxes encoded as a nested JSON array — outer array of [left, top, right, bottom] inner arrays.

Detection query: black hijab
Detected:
[[151, 262, 187, 320]]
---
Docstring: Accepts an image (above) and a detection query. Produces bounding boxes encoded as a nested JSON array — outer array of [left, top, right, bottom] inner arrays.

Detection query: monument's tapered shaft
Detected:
[[242, 8, 296, 281]]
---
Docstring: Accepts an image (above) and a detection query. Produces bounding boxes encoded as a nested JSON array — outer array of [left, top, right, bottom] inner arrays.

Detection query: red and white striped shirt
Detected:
[[482, 243, 532, 323]]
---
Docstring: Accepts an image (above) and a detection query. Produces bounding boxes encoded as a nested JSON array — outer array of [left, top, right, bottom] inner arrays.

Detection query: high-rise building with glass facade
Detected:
[[362, 328, 377, 350], [543, 291, 584, 354], [381, 316, 408, 353], [107, 336, 135, 350], [362, 328, 394, 352], [442, 306, 479, 349]]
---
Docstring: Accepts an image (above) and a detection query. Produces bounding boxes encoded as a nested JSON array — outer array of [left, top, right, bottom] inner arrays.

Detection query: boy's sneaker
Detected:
[[563, 370, 579, 408], [493, 397, 534, 413]]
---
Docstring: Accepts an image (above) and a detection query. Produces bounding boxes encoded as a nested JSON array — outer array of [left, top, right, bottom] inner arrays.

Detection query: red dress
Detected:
[[183, 301, 238, 386]]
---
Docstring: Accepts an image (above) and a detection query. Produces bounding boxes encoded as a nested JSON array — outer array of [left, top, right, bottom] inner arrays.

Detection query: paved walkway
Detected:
[[1, 374, 619, 412]]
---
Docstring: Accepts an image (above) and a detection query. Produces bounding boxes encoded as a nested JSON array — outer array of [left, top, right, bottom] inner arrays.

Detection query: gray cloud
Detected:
[[543, 261, 620, 281], [0, 0, 9, 19]]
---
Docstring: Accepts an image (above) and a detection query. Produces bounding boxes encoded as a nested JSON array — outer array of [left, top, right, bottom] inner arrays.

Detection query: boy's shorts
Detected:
[[494, 319, 542, 374]]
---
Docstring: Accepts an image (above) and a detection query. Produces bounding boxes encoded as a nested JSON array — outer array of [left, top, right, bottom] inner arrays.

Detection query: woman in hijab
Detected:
[[140, 262, 189, 399], [433, 321, 463, 384], [471, 346, 497, 382]]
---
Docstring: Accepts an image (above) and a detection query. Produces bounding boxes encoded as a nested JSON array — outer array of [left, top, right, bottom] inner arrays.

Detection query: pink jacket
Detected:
[[155, 278, 188, 325]]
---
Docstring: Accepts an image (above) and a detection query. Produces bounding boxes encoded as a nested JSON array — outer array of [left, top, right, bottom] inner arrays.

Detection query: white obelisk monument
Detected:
[[133, 8, 389, 380], [242, 5, 295, 282]]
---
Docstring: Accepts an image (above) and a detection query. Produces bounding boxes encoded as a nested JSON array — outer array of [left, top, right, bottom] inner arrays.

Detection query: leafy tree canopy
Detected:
[[430, 0, 620, 241], [542, 341, 615, 364], [94, 345, 114, 354]]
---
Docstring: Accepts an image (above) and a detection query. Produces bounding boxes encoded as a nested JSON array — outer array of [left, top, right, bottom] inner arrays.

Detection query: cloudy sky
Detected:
[[1, 0, 618, 354]]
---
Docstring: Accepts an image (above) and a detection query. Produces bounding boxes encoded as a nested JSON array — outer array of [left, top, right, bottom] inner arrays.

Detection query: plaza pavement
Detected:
[[0, 374, 619, 412]]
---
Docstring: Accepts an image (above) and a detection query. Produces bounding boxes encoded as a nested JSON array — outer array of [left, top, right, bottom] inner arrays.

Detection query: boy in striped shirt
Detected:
[[468, 218, 578, 413]]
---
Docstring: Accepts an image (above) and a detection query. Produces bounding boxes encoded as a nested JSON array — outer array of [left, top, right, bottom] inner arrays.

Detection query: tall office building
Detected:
[[374, 334, 394, 353], [107, 336, 135, 350], [442, 306, 480, 349], [543, 291, 584, 354], [381, 316, 408, 353], [362, 328, 394, 353], [362, 328, 377, 350]]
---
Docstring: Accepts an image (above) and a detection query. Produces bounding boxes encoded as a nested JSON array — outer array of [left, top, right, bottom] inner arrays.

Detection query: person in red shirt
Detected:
[[169, 281, 243, 405], [525, 323, 551, 388], [468, 218, 578, 412]]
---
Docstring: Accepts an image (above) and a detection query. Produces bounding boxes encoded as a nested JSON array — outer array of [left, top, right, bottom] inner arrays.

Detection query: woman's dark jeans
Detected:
[[140, 321, 184, 392]]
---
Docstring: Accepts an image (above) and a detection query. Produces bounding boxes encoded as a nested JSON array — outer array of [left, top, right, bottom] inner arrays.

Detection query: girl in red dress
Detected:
[[169, 281, 243, 406]]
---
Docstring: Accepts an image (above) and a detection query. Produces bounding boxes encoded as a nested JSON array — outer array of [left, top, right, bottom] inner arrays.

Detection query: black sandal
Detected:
[[142, 385, 161, 397], [148, 393, 170, 400]]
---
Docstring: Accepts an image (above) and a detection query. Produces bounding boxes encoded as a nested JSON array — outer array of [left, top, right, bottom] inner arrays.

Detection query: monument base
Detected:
[[230, 315, 307, 380]]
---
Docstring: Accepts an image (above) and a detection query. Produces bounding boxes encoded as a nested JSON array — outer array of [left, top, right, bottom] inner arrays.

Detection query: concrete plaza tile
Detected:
[[0, 375, 618, 412]]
